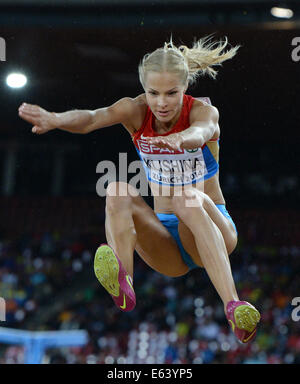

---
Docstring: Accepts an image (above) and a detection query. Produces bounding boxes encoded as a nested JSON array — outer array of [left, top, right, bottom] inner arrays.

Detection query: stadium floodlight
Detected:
[[270, 6, 294, 19], [6, 73, 27, 88]]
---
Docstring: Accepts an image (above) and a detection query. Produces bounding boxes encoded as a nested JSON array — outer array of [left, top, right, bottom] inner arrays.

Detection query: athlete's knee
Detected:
[[106, 182, 131, 213], [105, 182, 141, 214], [227, 233, 238, 255], [172, 189, 207, 215], [106, 181, 136, 197]]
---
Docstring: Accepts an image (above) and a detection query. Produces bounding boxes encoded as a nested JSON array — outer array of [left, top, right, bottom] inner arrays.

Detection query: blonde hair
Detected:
[[138, 34, 240, 87]]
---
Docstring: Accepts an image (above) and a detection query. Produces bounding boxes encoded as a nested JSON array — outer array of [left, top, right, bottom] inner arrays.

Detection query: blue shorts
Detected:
[[156, 204, 237, 271]]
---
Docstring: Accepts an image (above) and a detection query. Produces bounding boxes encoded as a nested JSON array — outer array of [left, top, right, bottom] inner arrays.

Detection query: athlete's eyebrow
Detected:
[[148, 87, 178, 92]]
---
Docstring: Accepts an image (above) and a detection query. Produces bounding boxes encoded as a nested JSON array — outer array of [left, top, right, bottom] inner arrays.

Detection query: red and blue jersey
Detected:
[[132, 94, 219, 186]]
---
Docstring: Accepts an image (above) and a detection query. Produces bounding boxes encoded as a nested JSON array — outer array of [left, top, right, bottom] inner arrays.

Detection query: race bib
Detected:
[[137, 138, 208, 186]]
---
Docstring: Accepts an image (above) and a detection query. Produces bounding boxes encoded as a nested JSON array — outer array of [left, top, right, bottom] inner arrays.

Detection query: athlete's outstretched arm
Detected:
[[18, 97, 134, 135]]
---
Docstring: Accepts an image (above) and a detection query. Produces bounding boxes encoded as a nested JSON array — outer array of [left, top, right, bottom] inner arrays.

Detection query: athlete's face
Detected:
[[144, 71, 187, 123]]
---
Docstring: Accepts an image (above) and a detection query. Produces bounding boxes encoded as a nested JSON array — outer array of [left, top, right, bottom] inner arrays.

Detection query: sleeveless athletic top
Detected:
[[132, 94, 219, 186]]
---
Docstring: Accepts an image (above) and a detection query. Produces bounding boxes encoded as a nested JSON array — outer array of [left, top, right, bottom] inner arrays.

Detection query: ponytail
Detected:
[[139, 34, 240, 87], [167, 34, 240, 82]]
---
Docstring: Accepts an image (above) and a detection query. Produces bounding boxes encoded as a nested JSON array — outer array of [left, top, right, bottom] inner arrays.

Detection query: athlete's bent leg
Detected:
[[93, 182, 138, 311], [105, 181, 137, 278], [172, 189, 239, 309], [104, 181, 189, 278], [94, 182, 189, 312], [172, 189, 260, 343]]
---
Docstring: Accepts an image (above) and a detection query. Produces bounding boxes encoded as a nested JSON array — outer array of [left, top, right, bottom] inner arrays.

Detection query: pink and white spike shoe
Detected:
[[226, 300, 260, 343], [94, 243, 136, 312]]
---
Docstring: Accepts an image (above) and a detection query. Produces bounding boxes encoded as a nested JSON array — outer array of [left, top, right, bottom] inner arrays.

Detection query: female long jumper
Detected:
[[19, 36, 260, 344]]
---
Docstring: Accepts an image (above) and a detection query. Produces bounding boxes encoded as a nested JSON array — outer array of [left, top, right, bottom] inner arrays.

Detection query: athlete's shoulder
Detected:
[[132, 93, 148, 108], [121, 94, 149, 134], [121, 94, 147, 115], [190, 97, 217, 110], [189, 97, 220, 140], [190, 98, 219, 122]]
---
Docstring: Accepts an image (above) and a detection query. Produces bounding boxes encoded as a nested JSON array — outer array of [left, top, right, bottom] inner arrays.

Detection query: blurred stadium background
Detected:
[[0, 0, 300, 364]]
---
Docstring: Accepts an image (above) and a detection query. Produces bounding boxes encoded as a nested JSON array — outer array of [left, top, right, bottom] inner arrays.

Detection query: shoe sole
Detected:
[[94, 245, 120, 297], [234, 305, 261, 333]]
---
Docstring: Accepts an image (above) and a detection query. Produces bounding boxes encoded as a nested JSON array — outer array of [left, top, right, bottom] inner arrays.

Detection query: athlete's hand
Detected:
[[18, 103, 57, 134], [145, 133, 184, 151]]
